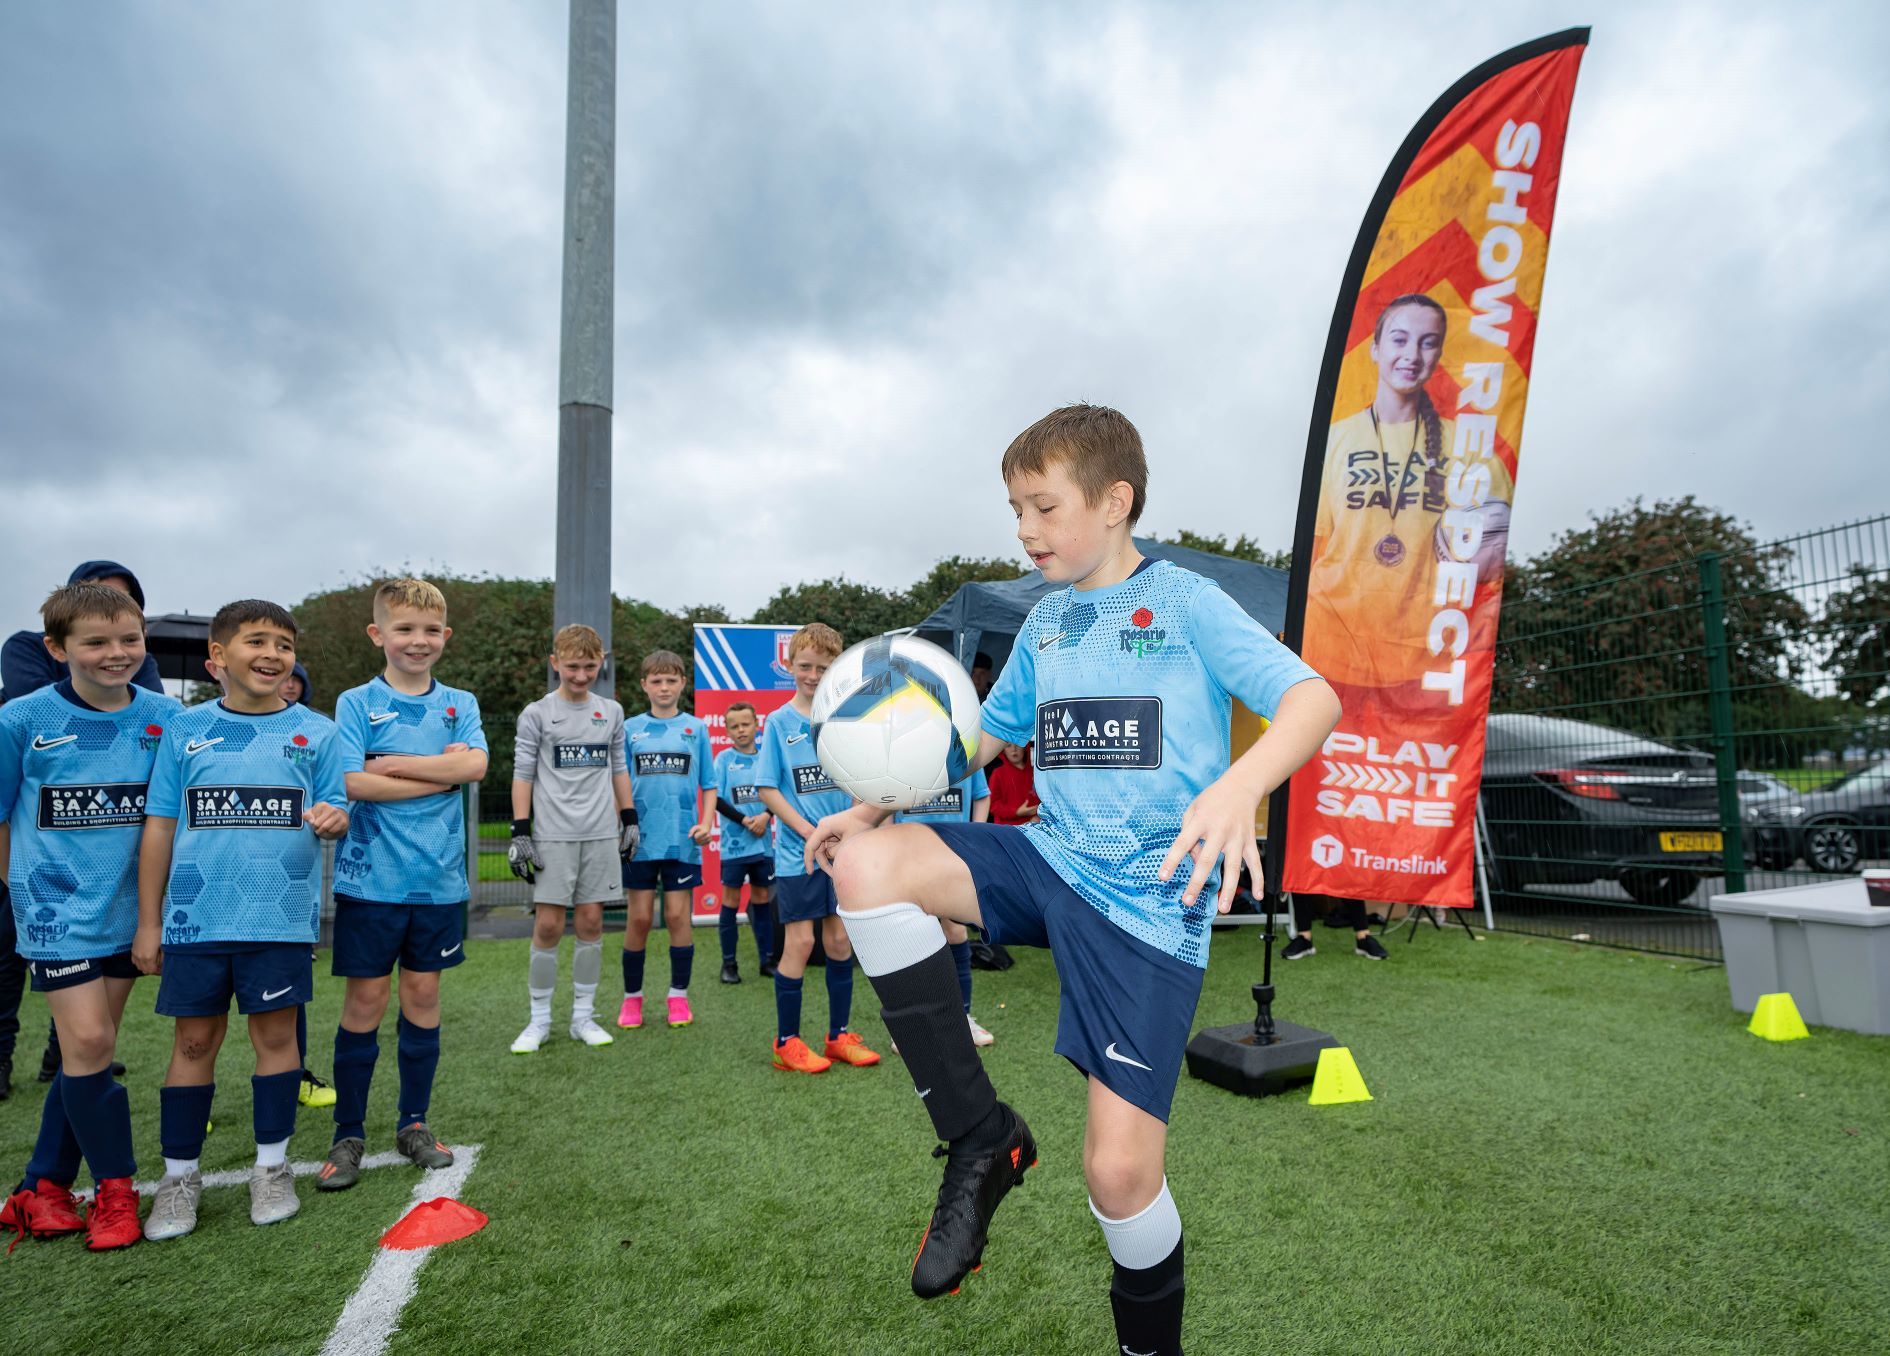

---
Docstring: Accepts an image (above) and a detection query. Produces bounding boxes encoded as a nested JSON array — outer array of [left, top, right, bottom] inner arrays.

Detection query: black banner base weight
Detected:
[[1185, 1018, 1338, 1098]]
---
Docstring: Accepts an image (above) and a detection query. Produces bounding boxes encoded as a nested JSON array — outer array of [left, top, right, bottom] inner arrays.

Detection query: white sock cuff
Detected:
[[1090, 1179, 1181, 1271], [255, 1138, 290, 1169], [836, 900, 948, 978]]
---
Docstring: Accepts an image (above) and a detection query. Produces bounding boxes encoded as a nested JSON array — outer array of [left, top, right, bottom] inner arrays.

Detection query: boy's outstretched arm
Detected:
[[1159, 677, 1341, 911]]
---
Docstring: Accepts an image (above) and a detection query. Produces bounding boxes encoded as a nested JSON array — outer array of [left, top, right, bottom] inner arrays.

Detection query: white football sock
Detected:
[[254, 1138, 290, 1169], [163, 1157, 199, 1179], [1090, 1178, 1182, 1270], [837, 900, 948, 977]]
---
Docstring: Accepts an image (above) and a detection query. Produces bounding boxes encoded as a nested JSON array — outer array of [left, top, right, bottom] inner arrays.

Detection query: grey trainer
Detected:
[[249, 1161, 301, 1226], [317, 1136, 366, 1192], [396, 1122, 455, 1170], [143, 1170, 204, 1241]]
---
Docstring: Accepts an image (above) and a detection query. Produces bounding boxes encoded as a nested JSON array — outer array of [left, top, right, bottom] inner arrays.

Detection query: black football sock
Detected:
[[1109, 1236, 1185, 1356], [841, 902, 998, 1145]]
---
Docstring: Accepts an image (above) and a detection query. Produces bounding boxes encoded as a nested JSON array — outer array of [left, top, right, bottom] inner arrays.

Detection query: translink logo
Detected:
[[1311, 834, 1345, 868]]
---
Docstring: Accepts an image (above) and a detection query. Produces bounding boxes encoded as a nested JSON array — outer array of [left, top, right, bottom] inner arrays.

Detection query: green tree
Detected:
[[1493, 497, 1810, 746], [1821, 565, 1890, 707], [1155, 530, 1291, 572]]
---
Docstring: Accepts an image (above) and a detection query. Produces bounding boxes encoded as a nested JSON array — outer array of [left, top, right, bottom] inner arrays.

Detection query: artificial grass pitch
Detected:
[[2, 928, 1885, 1355]]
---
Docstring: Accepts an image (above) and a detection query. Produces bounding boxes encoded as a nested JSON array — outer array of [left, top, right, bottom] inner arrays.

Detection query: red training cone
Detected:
[[379, 1196, 489, 1250]]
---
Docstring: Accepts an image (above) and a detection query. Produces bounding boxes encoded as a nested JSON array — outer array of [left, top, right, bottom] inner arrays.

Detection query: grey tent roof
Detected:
[[914, 537, 1289, 668]]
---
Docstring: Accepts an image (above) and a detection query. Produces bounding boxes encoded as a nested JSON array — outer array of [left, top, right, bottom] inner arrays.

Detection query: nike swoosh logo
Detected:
[[31, 735, 78, 750], [916, 1088, 932, 1099], [785, 733, 807, 745], [439, 943, 462, 957], [184, 737, 224, 756], [368, 712, 399, 725], [1125, 1347, 1157, 1356], [260, 986, 293, 1001], [1104, 1042, 1153, 1072], [1036, 631, 1067, 652]]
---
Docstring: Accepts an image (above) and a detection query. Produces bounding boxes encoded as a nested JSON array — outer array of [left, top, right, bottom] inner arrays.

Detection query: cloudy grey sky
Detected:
[[2, 2, 1886, 638]]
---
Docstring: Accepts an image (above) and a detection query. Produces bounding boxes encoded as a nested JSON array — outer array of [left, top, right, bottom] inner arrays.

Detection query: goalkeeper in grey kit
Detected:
[[504, 624, 639, 1053]]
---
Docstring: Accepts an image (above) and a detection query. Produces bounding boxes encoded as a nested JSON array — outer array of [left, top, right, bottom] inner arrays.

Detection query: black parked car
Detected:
[[1754, 762, 1890, 874], [1480, 713, 1724, 907]]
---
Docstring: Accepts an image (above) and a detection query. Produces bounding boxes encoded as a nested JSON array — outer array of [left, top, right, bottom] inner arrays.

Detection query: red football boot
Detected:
[[85, 1177, 141, 1251], [1, 1179, 86, 1252]]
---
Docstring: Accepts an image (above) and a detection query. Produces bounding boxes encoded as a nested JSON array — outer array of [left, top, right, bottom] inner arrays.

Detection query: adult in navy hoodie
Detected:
[[0, 560, 164, 704], [0, 560, 161, 1097]]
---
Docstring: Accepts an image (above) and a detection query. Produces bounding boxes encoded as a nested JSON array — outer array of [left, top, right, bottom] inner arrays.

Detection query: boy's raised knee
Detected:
[[1085, 1149, 1164, 1219], [831, 833, 897, 907]]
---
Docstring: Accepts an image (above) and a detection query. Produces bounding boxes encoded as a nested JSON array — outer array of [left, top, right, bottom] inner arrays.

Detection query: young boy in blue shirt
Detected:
[[136, 600, 350, 1240], [892, 767, 994, 1046], [317, 578, 487, 1192], [754, 624, 881, 1076], [711, 701, 774, 985], [617, 650, 714, 1030], [0, 582, 180, 1251], [809, 405, 1340, 1355]]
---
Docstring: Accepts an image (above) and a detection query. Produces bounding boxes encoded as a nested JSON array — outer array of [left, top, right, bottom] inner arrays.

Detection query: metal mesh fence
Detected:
[[1482, 514, 1890, 959]]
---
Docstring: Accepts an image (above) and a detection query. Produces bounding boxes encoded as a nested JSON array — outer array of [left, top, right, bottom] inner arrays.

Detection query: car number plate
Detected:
[[1659, 832, 1722, 853]]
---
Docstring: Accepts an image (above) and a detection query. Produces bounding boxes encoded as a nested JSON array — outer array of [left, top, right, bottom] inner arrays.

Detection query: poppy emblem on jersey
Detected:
[[145, 724, 163, 736], [292, 734, 309, 746], [1131, 608, 1154, 628], [1119, 608, 1167, 658], [138, 723, 164, 751], [282, 733, 317, 766]]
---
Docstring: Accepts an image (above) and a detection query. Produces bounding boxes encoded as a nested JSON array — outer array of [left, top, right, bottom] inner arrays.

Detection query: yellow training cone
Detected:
[[1308, 1046, 1373, 1105], [1747, 992, 1810, 1042]]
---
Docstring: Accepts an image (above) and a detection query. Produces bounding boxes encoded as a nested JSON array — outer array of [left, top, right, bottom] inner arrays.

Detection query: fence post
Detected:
[[1698, 553, 1746, 893]]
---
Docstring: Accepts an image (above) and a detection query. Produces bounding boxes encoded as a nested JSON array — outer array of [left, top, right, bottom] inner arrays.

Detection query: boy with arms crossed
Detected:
[[617, 650, 714, 1030], [811, 406, 1339, 1355], [892, 768, 995, 1046], [0, 583, 180, 1249], [138, 600, 350, 1239], [506, 624, 636, 1053], [753, 624, 880, 1075], [711, 701, 774, 984], [318, 579, 487, 1191]]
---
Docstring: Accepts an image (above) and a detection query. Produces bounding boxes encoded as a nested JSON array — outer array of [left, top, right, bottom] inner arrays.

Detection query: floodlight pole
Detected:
[[554, 0, 617, 696]]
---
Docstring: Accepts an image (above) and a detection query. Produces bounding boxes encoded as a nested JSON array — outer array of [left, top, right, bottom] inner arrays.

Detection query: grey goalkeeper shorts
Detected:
[[532, 837, 621, 907]]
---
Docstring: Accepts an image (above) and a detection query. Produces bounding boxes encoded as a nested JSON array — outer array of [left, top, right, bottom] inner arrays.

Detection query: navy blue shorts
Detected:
[[156, 944, 314, 1017], [622, 858, 704, 892], [331, 897, 466, 978], [29, 951, 139, 993], [929, 822, 1204, 1123], [774, 871, 836, 924], [719, 855, 775, 890]]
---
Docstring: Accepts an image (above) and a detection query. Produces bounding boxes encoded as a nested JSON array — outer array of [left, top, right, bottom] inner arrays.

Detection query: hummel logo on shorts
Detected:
[[368, 712, 399, 725], [31, 734, 78, 751], [1104, 1042, 1153, 1071], [261, 985, 293, 1002], [184, 737, 224, 756]]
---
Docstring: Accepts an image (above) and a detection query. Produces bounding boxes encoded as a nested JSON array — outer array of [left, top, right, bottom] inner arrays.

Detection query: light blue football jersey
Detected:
[[144, 700, 347, 947], [713, 744, 772, 861], [893, 767, 990, 824], [981, 559, 1322, 967], [626, 712, 714, 864], [0, 683, 181, 960], [333, 676, 487, 906], [753, 703, 852, 878]]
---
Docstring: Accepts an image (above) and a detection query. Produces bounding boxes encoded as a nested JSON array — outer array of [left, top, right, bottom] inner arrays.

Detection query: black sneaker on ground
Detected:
[[1355, 934, 1389, 961], [1282, 935, 1316, 961], [911, 1102, 1036, 1299], [758, 961, 777, 979], [720, 960, 741, 985]]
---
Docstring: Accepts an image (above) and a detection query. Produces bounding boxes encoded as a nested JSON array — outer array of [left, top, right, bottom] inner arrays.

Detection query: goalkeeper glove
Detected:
[[618, 807, 640, 861], [506, 819, 539, 883]]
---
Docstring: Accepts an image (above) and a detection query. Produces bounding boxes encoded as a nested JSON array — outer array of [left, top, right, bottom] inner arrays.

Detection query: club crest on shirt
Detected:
[[165, 908, 201, 947], [27, 905, 69, 947], [1119, 606, 1167, 659], [281, 733, 316, 766]]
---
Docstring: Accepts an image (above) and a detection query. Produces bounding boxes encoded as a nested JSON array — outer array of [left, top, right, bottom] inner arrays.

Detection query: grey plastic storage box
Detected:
[[1708, 878, 1890, 1036]]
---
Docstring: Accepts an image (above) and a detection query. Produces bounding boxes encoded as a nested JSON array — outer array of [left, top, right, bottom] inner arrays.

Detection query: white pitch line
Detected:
[[74, 1149, 418, 1201], [318, 1143, 484, 1356]]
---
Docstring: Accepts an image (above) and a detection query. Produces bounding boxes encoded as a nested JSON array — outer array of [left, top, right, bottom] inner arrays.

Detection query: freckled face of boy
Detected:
[[554, 654, 601, 697], [725, 708, 758, 752], [47, 612, 147, 692], [790, 649, 831, 702], [1008, 460, 1131, 589]]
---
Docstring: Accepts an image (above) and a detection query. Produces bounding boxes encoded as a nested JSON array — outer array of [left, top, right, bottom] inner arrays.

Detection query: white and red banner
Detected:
[[1278, 30, 1589, 906], [691, 622, 800, 921]]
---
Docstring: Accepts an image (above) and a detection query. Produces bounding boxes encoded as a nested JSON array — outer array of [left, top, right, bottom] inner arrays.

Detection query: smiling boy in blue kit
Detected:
[[137, 600, 350, 1241], [711, 701, 774, 985], [617, 651, 716, 1030]]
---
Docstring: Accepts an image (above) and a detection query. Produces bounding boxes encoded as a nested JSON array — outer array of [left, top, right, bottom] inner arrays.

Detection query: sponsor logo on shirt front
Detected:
[[185, 785, 306, 830], [1034, 698, 1163, 771], [791, 764, 839, 797], [731, 783, 761, 802], [37, 782, 148, 831], [634, 751, 692, 777], [553, 743, 611, 770], [903, 788, 965, 817]]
